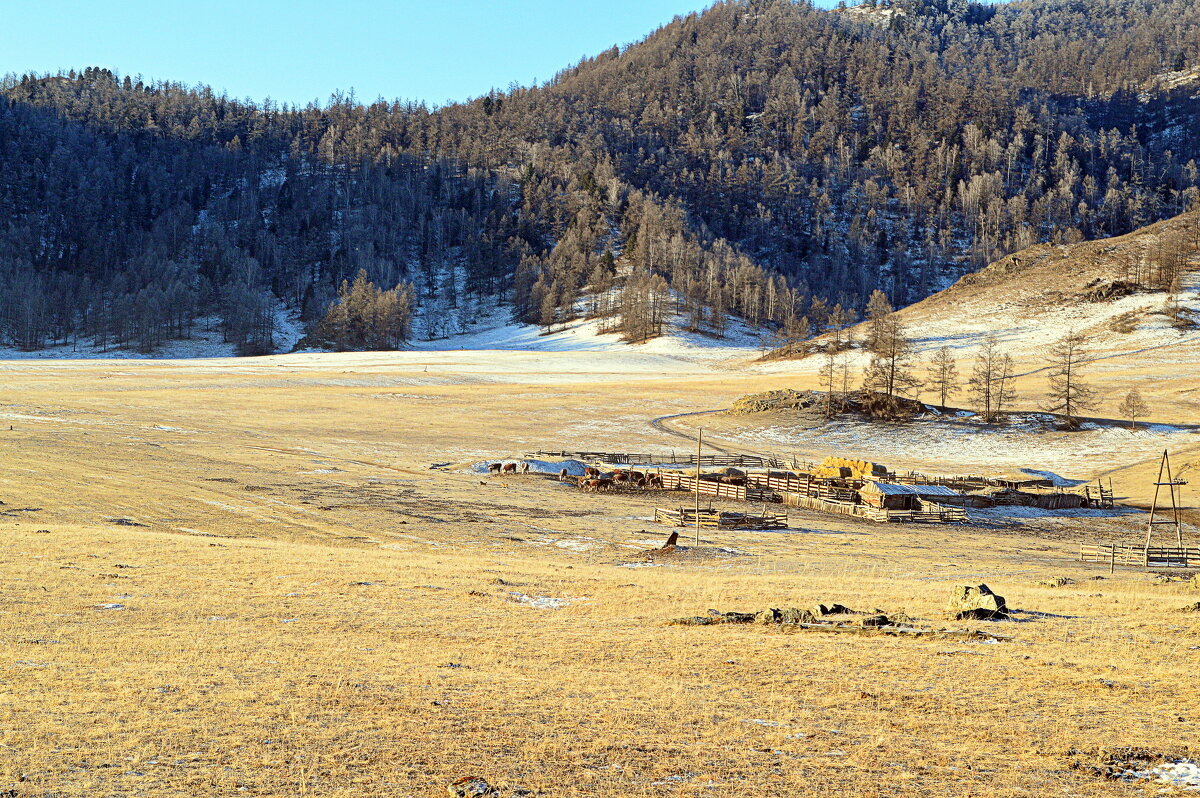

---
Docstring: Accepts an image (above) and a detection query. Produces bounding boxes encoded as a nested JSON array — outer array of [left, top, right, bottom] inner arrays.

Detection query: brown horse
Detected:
[[584, 467, 601, 478], [520, 462, 530, 473], [488, 463, 502, 473], [501, 463, 518, 474]]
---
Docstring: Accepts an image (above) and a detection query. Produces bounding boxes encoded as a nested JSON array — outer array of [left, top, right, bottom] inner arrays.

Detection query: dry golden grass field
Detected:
[[1, 350, 1198, 797]]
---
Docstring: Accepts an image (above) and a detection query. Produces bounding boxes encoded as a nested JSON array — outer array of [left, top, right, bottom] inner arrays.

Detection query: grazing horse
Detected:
[[559, 468, 569, 481], [636, 477, 647, 489], [584, 467, 601, 478], [501, 463, 518, 474], [595, 478, 614, 492], [520, 462, 530, 473], [629, 471, 646, 482], [488, 463, 502, 473]]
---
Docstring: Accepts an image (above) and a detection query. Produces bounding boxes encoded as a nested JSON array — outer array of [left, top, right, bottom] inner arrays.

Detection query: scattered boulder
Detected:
[[669, 606, 1007, 640], [448, 777, 496, 797], [1037, 576, 1076, 588], [1080, 279, 1137, 302], [669, 610, 757, 625], [754, 607, 822, 624], [949, 584, 1008, 620], [813, 602, 857, 616], [780, 607, 818, 624]]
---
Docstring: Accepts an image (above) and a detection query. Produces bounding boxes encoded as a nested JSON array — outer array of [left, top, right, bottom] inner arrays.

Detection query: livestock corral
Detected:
[[486, 451, 1114, 526]]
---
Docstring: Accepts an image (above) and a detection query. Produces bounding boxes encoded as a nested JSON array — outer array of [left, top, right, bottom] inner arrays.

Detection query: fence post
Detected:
[[1110, 543, 1116, 574]]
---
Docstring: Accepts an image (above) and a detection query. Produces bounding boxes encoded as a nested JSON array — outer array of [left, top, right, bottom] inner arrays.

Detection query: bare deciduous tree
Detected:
[[1117, 388, 1150, 429]]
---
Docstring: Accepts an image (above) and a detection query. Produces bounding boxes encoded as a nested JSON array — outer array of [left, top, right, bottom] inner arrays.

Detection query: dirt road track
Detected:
[[649, 409, 787, 463]]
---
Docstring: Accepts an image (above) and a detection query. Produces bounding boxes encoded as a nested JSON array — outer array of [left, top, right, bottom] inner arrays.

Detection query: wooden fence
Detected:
[[1082, 483, 1115, 509], [658, 472, 779, 503], [654, 507, 789, 530], [1080, 544, 1200, 569], [782, 493, 968, 524], [528, 450, 783, 468], [746, 471, 817, 494]]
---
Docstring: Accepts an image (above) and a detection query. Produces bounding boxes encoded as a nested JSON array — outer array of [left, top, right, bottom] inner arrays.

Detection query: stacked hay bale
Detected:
[[812, 456, 889, 480]]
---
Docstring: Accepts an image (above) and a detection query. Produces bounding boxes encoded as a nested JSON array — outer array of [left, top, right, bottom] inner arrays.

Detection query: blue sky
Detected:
[[1, 0, 844, 108]]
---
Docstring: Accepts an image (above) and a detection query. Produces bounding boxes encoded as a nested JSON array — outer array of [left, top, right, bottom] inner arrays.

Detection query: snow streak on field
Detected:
[[722, 413, 1200, 477]]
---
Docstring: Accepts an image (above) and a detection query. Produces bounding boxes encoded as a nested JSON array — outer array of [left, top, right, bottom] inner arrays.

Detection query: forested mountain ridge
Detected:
[[1, 0, 1199, 354]]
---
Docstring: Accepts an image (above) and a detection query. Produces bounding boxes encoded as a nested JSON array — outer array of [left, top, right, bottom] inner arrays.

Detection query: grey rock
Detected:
[[949, 584, 1008, 620]]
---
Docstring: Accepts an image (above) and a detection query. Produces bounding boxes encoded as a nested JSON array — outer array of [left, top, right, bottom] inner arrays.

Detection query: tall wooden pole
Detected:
[[695, 428, 703, 547], [1145, 450, 1166, 552], [1170, 452, 1183, 548]]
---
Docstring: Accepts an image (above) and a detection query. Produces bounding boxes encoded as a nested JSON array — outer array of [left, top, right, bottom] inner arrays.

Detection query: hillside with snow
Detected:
[[771, 210, 1200, 389]]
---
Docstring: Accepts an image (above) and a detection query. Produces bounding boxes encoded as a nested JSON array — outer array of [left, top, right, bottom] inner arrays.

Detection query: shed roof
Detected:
[[909, 484, 964, 497], [863, 481, 962, 497]]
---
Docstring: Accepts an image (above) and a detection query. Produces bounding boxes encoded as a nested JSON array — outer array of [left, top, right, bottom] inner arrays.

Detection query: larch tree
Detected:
[[1044, 331, 1098, 428], [926, 345, 960, 411], [967, 335, 1016, 423], [864, 289, 894, 354], [861, 315, 921, 418], [818, 346, 840, 419], [993, 352, 1019, 417]]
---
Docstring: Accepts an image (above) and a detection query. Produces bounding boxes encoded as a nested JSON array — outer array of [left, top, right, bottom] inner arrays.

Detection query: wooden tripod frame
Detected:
[[1144, 450, 1186, 550]]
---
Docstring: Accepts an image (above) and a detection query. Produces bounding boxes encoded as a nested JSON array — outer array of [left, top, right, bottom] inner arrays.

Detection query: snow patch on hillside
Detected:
[[720, 413, 1200, 479], [411, 310, 766, 365], [0, 303, 307, 361], [904, 272, 1200, 361]]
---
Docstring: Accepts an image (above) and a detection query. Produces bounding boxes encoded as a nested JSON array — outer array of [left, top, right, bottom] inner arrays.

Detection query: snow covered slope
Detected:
[[410, 310, 764, 365], [894, 210, 1200, 361]]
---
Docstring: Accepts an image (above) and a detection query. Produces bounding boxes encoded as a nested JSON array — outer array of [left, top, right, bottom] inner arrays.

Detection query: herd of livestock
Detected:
[[487, 461, 737, 493], [487, 462, 669, 492]]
